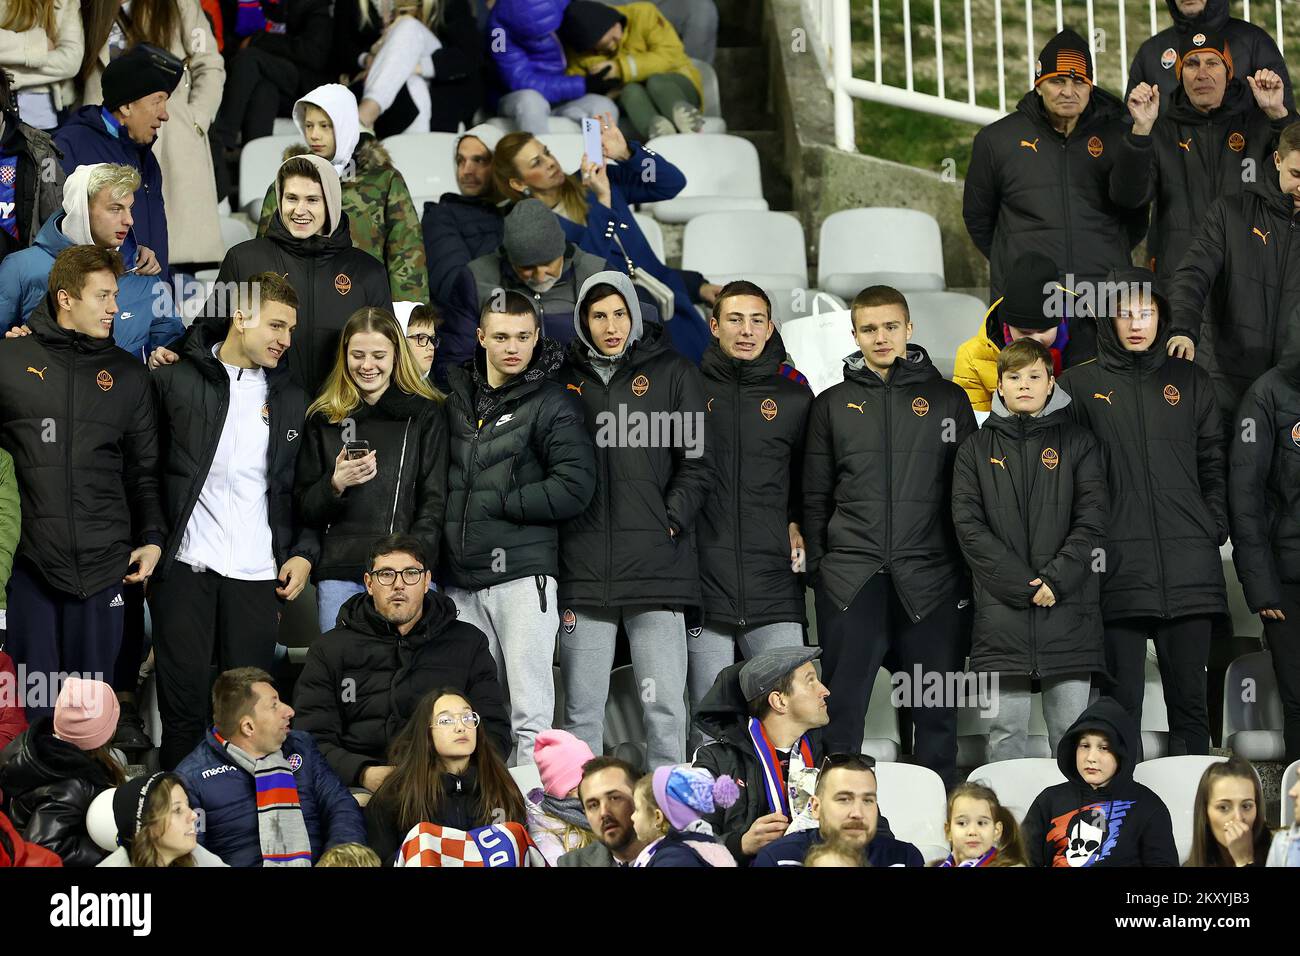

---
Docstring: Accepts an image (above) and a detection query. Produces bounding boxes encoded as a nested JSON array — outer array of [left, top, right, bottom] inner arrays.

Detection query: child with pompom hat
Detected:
[[525, 729, 597, 865], [631, 765, 739, 867]]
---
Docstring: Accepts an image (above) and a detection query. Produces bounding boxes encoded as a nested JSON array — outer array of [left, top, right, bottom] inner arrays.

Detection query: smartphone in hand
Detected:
[[344, 440, 371, 461], [582, 116, 604, 167]]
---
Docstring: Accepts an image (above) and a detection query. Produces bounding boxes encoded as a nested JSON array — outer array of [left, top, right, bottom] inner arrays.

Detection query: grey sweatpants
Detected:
[[559, 604, 688, 770], [687, 622, 803, 751], [988, 673, 1092, 762], [445, 575, 557, 765], [653, 0, 718, 63], [498, 89, 619, 135]]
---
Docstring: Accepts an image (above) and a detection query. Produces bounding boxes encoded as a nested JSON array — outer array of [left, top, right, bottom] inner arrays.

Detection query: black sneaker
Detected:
[[113, 704, 153, 756]]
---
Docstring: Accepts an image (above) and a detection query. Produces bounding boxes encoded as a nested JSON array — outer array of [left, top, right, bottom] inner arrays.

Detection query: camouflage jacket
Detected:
[[258, 138, 429, 302]]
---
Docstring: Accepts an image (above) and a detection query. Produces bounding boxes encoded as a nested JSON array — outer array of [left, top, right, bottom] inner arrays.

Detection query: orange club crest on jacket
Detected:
[[1041, 447, 1060, 470]]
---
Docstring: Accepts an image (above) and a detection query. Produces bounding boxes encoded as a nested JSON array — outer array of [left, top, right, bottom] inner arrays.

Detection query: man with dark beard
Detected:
[[559, 756, 649, 867]]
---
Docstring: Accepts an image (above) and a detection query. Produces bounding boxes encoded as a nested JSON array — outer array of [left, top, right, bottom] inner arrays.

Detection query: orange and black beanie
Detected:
[[1034, 29, 1093, 87], [1176, 28, 1233, 80]]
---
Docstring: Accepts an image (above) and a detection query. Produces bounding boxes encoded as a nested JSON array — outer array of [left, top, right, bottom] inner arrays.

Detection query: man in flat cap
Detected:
[[55, 44, 183, 278], [692, 646, 828, 865]]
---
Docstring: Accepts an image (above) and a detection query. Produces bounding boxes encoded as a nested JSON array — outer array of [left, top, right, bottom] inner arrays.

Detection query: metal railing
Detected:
[[802, 0, 1288, 151]]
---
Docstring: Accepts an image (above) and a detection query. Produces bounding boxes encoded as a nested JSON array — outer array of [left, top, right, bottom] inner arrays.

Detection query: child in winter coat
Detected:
[[1022, 697, 1178, 867], [631, 764, 738, 867], [526, 729, 595, 865], [97, 772, 226, 868], [935, 781, 1027, 867]]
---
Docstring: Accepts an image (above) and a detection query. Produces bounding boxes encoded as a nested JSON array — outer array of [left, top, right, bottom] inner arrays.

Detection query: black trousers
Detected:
[[149, 565, 282, 769], [1104, 614, 1212, 760], [816, 573, 964, 787], [1264, 586, 1300, 764], [210, 46, 300, 200], [111, 582, 147, 693]]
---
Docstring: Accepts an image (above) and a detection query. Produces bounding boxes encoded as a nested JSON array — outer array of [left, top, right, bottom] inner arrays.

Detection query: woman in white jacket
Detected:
[[96, 772, 227, 868], [0, 0, 84, 129], [78, 0, 226, 266]]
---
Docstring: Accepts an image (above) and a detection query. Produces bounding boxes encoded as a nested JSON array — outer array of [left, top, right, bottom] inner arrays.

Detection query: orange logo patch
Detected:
[[562, 608, 576, 634], [760, 398, 778, 421], [1163, 384, 1180, 406], [1020, 138, 1039, 152], [566, 382, 584, 397], [261, 403, 271, 425], [96, 370, 114, 392], [1228, 132, 1245, 152], [631, 374, 649, 397], [26, 366, 46, 381], [1253, 227, 1271, 245], [1292, 421, 1300, 447], [334, 273, 352, 295], [1041, 447, 1059, 470], [911, 397, 929, 417], [1087, 136, 1104, 158]]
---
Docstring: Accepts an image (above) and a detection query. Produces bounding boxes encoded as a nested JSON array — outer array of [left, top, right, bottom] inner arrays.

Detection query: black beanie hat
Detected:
[[102, 44, 184, 112], [1176, 28, 1233, 79], [560, 1, 627, 53], [112, 772, 169, 851], [1035, 29, 1093, 87], [994, 252, 1067, 331]]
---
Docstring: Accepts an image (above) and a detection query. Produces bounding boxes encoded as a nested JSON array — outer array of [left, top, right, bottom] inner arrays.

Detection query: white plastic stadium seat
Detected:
[[1222, 651, 1286, 761], [682, 210, 807, 290], [509, 762, 543, 796], [862, 668, 900, 762], [632, 212, 666, 262], [900, 291, 986, 379], [872, 762, 948, 854], [382, 132, 460, 209], [642, 134, 768, 223], [690, 57, 727, 133], [484, 116, 581, 133], [966, 758, 1068, 823], [238, 134, 302, 216], [272, 117, 298, 136], [218, 216, 253, 253], [1132, 755, 1236, 864], [817, 208, 945, 298], [1282, 758, 1299, 827]]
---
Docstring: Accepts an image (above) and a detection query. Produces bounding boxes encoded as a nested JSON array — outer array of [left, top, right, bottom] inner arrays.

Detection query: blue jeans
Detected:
[[316, 579, 367, 634]]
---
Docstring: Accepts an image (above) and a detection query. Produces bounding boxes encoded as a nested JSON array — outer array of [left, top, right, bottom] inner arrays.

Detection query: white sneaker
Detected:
[[671, 102, 705, 134], [646, 115, 676, 140]]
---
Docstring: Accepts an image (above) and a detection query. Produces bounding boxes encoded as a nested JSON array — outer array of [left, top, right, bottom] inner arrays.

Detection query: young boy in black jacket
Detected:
[[1023, 696, 1178, 866], [952, 338, 1108, 761]]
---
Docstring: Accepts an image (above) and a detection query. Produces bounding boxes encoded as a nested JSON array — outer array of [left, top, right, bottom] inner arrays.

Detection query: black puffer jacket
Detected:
[[295, 388, 448, 590], [1229, 323, 1300, 611], [152, 317, 319, 580], [1170, 175, 1300, 419], [1126, 0, 1293, 117], [951, 387, 1109, 677], [557, 272, 712, 607], [1057, 269, 1227, 621], [0, 298, 164, 598], [1125, 80, 1295, 285], [293, 591, 511, 787], [802, 345, 977, 622], [193, 212, 392, 396], [444, 336, 595, 591], [0, 718, 117, 867], [698, 332, 813, 627], [963, 87, 1150, 301]]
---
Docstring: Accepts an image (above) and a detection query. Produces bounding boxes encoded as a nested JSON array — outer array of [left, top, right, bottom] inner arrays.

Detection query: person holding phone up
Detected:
[[296, 307, 449, 633]]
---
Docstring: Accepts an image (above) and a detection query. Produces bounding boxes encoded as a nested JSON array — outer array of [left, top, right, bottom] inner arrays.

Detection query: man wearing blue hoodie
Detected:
[[0, 163, 181, 360]]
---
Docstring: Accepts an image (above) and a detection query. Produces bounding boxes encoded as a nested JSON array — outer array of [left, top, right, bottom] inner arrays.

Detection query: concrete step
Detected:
[[714, 45, 774, 132]]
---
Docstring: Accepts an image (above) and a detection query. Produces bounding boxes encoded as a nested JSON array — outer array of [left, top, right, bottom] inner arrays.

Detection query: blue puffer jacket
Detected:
[[175, 728, 367, 867], [53, 107, 171, 278], [489, 0, 586, 103], [0, 212, 181, 359]]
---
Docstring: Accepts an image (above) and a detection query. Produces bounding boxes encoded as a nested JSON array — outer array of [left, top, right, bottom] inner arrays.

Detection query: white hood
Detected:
[[293, 84, 361, 177], [60, 163, 105, 246]]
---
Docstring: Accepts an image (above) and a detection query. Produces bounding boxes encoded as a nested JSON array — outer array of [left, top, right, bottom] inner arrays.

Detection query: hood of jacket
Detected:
[[1165, 0, 1229, 31], [841, 343, 943, 389], [1016, 83, 1127, 135], [451, 329, 566, 405], [1244, 168, 1299, 219], [1, 717, 115, 795], [26, 292, 120, 355], [691, 661, 751, 743], [1280, 313, 1300, 386], [700, 327, 790, 384], [271, 152, 346, 244], [293, 84, 362, 177], [1093, 266, 1173, 372], [38, 164, 139, 266], [988, 375, 1074, 425], [1055, 697, 1139, 791], [572, 269, 644, 355], [1165, 75, 1253, 124], [335, 588, 465, 649]]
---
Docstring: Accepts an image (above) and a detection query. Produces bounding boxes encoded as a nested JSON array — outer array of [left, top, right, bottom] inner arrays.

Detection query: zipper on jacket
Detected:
[[732, 377, 746, 627], [1059, 138, 1074, 275], [882, 381, 919, 622], [1273, 213, 1298, 356], [1019, 417, 1038, 679], [65, 362, 85, 598], [460, 415, 481, 556], [1134, 365, 1168, 616], [389, 419, 412, 534], [601, 375, 614, 608]]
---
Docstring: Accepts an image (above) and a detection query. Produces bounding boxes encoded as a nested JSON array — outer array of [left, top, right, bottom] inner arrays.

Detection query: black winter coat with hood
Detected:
[[1126, 0, 1293, 118], [292, 590, 511, 787], [963, 86, 1151, 301], [1125, 79, 1295, 286], [0, 297, 165, 598], [443, 335, 596, 591], [1023, 697, 1178, 866], [556, 271, 712, 608], [1170, 173, 1300, 418], [187, 153, 392, 395], [0, 717, 117, 867], [1057, 269, 1227, 621], [1229, 323, 1300, 611], [951, 386, 1109, 678], [698, 331, 813, 627], [803, 345, 977, 622], [295, 387, 448, 591], [151, 316, 319, 580]]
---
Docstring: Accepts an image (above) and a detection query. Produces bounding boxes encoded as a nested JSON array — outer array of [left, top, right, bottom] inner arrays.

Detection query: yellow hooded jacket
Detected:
[[565, 2, 703, 101], [952, 300, 1003, 412]]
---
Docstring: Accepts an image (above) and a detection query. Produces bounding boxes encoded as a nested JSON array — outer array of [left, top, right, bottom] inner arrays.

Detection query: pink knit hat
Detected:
[[533, 730, 595, 797], [53, 678, 119, 751]]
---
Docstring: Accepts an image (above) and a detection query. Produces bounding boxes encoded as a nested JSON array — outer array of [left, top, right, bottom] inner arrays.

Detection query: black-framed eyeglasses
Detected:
[[407, 332, 439, 349], [819, 752, 876, 773], [367, 566, 426, 586]]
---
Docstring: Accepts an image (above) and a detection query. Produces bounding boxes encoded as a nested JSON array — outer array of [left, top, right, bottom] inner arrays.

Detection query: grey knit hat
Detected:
[[503, 199, 566, 267]]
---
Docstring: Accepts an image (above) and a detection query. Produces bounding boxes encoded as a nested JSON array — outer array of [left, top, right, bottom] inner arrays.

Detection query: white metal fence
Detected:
[[804, 0, 1289, 150]]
